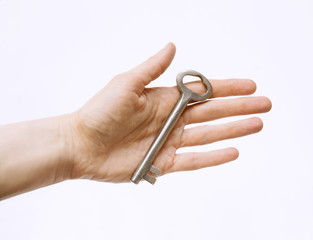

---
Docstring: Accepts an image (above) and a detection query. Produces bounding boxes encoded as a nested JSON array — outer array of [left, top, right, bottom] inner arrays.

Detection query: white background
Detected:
[[0, 0, 312, 239]]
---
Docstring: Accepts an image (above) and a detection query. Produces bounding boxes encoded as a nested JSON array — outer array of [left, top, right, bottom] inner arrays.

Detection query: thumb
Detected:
[[125, 42, 176, 90]]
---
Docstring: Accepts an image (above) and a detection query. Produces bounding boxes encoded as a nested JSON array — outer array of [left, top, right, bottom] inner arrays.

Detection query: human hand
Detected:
[[65, 43, 272, 183]]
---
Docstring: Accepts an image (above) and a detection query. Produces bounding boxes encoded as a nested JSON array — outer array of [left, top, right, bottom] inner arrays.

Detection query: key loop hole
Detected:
[[176, 70, 213, 102]]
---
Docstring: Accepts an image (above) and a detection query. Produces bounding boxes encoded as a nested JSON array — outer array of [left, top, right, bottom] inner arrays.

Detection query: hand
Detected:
[[65, 43, 272, 183]]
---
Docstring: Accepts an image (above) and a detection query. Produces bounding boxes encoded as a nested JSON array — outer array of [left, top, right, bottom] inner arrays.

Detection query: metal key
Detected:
[[131, 70, 213, 184]]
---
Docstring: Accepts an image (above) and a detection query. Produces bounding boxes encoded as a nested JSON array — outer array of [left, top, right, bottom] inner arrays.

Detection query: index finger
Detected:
[[183, 78, 257, 98]]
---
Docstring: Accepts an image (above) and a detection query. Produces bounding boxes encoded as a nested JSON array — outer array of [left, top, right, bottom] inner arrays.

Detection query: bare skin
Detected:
[[0, 43, 272, 199]]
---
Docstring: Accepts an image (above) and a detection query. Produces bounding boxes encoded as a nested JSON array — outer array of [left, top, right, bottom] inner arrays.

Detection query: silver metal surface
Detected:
[[131, 70, 213, 184]]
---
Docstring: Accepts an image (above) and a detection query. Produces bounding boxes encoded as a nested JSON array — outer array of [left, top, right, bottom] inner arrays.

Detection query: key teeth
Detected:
[[143, 173, 157, 185], [149, 165, 162, 176]]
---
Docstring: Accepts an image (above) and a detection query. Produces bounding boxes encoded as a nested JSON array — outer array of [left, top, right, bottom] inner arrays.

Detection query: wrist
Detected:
[[56, 114, 78, 181], [57, 111, 95, 181]]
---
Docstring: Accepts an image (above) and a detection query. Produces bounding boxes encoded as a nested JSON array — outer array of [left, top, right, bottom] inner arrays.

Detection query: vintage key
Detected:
[[131, 70, 213, 184]]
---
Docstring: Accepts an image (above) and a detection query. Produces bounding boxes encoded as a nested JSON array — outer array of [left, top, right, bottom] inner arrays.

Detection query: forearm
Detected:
[[0, 116, 72, 200]]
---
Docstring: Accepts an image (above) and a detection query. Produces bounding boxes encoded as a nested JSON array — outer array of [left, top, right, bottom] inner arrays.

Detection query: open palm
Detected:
[[67, 43, 271, 183]]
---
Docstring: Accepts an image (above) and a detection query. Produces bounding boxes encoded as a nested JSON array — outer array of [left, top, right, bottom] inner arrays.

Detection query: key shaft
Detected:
[[131, 70, 213, 184]]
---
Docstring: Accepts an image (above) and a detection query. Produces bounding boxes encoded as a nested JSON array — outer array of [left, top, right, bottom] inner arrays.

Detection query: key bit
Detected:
[[149, 165, 162, 176], [143, 173, 157, 185]]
